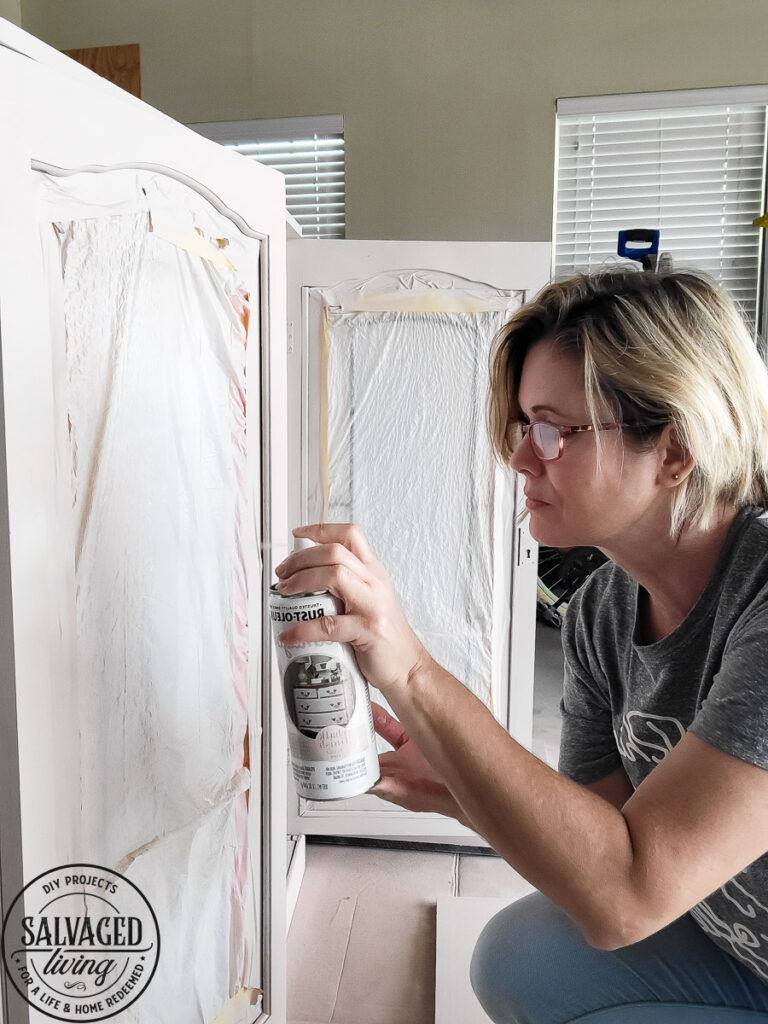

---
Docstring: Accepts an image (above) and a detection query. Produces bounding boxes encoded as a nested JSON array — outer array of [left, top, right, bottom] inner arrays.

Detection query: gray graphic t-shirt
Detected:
[[558, 504, 768, 983]]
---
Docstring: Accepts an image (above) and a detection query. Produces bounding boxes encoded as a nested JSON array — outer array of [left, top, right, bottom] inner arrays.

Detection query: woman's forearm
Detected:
[[274, 521, 640, 945], [441, 792, 477, 831], [388, 654, 638, 948]]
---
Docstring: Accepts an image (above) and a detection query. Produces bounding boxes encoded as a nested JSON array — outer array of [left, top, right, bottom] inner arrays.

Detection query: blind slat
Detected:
[[218, 126, 346, 238], [555, 98, 767, 324]]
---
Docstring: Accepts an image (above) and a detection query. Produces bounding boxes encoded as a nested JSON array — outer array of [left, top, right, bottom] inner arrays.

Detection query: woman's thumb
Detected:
[[371, 702, 407, 749]]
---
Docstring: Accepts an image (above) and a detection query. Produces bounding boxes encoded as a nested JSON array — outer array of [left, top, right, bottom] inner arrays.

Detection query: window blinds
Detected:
[[191, 116, 345, 238], [555, 100, 767, 326]]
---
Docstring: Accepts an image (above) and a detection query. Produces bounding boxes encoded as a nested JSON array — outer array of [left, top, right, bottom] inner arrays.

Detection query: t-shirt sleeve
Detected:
[[557, 580, 624, 784], [689, 606, 768, 770]]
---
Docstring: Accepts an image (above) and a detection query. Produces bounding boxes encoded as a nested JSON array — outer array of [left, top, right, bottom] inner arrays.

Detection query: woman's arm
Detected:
[[390, 654, 639, 948], [274, 523, 768, 950], [391, 655, 768, 950], [371, 702, 477, 829], [583, 767, 634, 811], [373, 708, 633, 826]]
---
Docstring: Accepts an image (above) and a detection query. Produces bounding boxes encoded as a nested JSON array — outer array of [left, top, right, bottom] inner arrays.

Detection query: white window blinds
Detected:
[[190, 115, 345, 238], [555, 92, 767, 326]]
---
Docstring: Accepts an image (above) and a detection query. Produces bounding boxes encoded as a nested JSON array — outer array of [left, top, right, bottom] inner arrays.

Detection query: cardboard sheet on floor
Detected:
[[436, 896, 526, 1024]]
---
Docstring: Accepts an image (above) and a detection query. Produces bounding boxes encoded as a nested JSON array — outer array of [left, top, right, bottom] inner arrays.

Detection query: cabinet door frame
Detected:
[[286, 239, 549, 843], [0, 21, 288, 1024]]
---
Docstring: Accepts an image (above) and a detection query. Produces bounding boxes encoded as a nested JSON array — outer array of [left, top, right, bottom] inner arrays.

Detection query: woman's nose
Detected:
[[510, 433, 543, 475]]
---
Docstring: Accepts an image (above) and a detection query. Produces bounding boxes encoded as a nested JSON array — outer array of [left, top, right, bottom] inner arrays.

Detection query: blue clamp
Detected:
[[618, 229, 660, 269]]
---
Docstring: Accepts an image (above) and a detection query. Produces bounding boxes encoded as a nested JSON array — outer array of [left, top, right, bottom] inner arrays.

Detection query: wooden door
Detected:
[[63, 43, 141, 97]]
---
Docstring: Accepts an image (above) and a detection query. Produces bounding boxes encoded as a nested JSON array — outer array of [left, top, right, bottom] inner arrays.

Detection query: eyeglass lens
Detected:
[[530, 422, 561, 460]]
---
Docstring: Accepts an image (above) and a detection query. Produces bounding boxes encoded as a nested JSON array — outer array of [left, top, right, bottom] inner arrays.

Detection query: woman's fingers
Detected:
[[371, 703, 407, 749], [369, 778, 402, 804], [275, 539, 368, 582], [276, 560, 372, 614], [369, 770, 454, 816], [277, 611, 370, 649], [369, 766, 412, 801], [275, 521, 426, 699], [292, 522, 376, 565]]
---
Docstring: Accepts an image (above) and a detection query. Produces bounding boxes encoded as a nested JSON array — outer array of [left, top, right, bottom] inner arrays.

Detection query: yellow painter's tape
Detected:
[[207, 987, 262, 1024]]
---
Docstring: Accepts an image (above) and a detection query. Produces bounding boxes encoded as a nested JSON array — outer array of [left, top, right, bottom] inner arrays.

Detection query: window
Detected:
[[554, 87, 768, 330], [191, 115, 345, 238]]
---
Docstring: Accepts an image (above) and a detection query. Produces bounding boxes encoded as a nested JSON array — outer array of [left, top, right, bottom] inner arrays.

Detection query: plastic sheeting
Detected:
[[316, 268, 524, 313], [39, 169, 261, 1021], [325, 307, 511, 712]]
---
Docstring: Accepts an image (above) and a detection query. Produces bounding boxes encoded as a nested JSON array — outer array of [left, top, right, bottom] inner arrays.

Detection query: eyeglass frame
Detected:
[[515, 419, 623, 462]]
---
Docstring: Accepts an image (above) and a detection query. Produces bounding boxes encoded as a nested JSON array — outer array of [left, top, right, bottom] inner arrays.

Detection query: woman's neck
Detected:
[[602, 504, 740, 644]]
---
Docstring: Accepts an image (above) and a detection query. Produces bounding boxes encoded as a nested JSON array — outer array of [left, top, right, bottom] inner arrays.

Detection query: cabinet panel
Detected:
[[43, 168, 258, 1018], [286, 240, 549, 843]]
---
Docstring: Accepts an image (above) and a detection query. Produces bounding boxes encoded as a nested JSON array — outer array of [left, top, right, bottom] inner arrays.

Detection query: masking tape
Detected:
[[207, 986, 263, 1024], [320, 308, 331, 521]]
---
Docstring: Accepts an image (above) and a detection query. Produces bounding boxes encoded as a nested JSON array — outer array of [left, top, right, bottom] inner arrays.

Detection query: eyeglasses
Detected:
[[515, 420, 621, 462]]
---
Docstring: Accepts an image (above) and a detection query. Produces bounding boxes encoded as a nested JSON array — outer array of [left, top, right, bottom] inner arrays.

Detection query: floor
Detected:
[[286, 620, 564, 1024], [530, 618, 565, 767]]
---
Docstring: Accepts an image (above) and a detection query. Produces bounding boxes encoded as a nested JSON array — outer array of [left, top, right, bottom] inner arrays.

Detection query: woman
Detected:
[[274, 269, 768, 1021]]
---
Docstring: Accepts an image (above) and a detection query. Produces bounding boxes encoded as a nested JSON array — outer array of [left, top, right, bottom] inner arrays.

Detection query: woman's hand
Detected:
[[369, 703, 470, 824], [274, 522, 429, 698]]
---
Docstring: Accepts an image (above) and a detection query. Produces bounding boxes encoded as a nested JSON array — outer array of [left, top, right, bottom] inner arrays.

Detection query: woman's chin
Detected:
[[527, 510, 555, 543], [528, 512, 576, 549]]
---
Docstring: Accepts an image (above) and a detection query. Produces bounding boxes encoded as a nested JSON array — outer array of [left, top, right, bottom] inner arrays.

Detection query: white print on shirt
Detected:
[[614, 710, 685, 765], [721, 877, 768, 921], [690, 882, 768, 982], [615, 711, 768, 981]]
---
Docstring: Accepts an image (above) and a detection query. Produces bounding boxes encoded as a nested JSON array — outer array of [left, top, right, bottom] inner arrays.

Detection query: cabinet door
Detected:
[[0, 22, 288, 1024], [286, 240, 548, 843]]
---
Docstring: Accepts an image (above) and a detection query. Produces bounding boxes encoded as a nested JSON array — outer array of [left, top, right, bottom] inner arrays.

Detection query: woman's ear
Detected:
[[658, 425, 691, 485]]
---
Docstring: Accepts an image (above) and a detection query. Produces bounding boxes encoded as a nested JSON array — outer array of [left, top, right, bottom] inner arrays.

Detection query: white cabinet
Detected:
[[0, 21, 551, 1023], [0, 20, 288, 1024], [286, 240, 549, 843]]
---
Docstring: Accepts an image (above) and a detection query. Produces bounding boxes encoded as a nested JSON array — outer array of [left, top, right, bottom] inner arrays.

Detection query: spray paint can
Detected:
[[270, 536, 381, 800]]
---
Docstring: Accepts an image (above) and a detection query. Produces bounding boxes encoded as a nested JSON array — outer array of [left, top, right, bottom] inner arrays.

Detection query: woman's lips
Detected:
[[525, 495, 550, 510]]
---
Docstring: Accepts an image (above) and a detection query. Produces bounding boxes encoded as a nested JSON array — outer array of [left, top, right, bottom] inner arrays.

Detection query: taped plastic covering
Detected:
[[38, 168, 261, 1021], [322, 283, 521, 719], [315, 268, 524, 313]]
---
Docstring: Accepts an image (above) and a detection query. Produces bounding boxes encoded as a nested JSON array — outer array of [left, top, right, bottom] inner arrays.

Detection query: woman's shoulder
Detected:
[[562, 557, 633, 652], [718, 505, 768, 627], [720, 504, 768, 587], [573, 556, 633, 609], [735, 502, 768, 545]]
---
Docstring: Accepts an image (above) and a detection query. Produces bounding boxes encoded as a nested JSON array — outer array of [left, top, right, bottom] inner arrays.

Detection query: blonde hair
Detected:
[[488, 268, 768, 536]]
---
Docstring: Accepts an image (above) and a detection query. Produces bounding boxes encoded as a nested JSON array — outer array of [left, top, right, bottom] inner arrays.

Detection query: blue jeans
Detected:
[[470, 891, 768, 1022]]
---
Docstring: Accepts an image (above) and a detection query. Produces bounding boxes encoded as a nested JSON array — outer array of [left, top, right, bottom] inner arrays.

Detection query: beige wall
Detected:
[[20, 0, 768, 240], [0, 0, 21, 26]]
